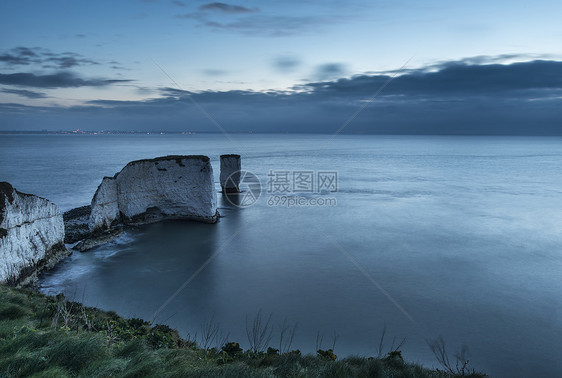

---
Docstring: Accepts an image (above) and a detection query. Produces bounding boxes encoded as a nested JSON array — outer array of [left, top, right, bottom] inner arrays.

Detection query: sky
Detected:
[[1, 0, 562, 134]]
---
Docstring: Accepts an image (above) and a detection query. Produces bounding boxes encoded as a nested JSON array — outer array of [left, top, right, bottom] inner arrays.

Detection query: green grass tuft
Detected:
[[0, 304, 31, 320]]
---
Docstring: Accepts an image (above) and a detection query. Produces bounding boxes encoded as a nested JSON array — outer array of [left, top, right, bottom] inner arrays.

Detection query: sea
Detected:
[[1, 133, 561, 377]]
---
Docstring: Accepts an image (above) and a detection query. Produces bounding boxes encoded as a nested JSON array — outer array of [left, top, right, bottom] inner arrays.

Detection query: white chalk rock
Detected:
[[0, 182, 67, 285], [89, 155, 218, 232], [88, 177, 119, 232], [220, 154, 241, 193]]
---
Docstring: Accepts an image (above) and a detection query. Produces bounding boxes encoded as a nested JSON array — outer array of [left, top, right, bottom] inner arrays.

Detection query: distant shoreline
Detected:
[[2, 130, 562, 136], [0, 130, 204, 135]]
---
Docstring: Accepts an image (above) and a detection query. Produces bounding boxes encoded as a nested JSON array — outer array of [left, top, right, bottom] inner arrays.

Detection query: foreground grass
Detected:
[[0, 285, 485, 377]]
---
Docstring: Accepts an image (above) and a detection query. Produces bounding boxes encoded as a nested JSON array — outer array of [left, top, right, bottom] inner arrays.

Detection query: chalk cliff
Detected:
[[220, 154, 241, 193], [0, 182, 68, 286], [89, 155, 218, 233]]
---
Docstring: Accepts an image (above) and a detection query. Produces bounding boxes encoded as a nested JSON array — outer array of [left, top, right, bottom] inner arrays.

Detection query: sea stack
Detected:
[[88, 155, 218, 233], [0, 182, 68, 286], [220, 154, 241, 193]]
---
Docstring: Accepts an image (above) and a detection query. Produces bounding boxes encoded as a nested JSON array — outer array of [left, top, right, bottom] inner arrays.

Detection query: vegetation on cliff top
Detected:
[[0, 284, 486, 377]]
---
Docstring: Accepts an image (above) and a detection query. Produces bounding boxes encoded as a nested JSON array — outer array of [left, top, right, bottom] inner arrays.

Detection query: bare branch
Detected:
[[245, 310, 273, 353]]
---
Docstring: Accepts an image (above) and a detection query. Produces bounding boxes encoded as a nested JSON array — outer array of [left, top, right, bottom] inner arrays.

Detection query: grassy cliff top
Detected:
[[0, 284, 486, 377]]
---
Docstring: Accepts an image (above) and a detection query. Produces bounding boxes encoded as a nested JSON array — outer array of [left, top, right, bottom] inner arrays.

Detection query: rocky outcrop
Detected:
[[74, 228, 123, 252], [0, 182, 69, 286], [89, 155, 218, 233], [89, 177, 119, 232], [220, 154, 241, 193], [63, 205, 91, 243]]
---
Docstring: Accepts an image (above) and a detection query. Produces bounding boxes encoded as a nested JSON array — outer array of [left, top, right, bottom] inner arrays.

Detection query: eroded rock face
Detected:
[[220, 154, 241, 193], [0, 182, 68, 285], [88, 155, 218, 233], [89, 177, 119, 232], [63, 205, 91, 243]]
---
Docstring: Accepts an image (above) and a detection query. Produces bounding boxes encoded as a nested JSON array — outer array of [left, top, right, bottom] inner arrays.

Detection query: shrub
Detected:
[[317, 349, 338, 361], [147, 324, 179, 349], [266, 347, 279, 356], [222, 342, 243, 358]]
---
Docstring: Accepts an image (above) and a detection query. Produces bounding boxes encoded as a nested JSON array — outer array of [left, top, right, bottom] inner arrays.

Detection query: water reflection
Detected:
[[29, 135, 562, 378]]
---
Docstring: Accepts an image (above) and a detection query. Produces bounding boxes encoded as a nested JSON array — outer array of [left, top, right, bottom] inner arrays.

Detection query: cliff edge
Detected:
[[0, 182, 69, 286]]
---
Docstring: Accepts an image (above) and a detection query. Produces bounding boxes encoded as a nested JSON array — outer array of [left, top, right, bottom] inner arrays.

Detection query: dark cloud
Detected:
[[313, 63, 347, 81], [160, 87, 192, 96], [202, 69, 228, 76], [273, 56, 301, 73], [179, 1, 358, 36], [44, 55, 98, 69], [0, 72, 132, 88], [109, 60, 130, 71], [374, 54, 554, 76], [2, 58, 562, 135], [199, 2, 258, 14], [166, 59, 562, 102], [0, 47, 40, 66], [446, 53, 552, 66], [171, 0, 186, 6], [0, 47, 99, 69], [0, 88, 47, 99], [177, 12, 341, 37], [303, 60, 562, 98], [201, 15, 331, 36]]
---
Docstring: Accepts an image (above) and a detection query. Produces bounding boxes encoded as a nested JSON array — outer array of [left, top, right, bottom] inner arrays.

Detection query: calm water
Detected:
[[1, 134, 561, 377]]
